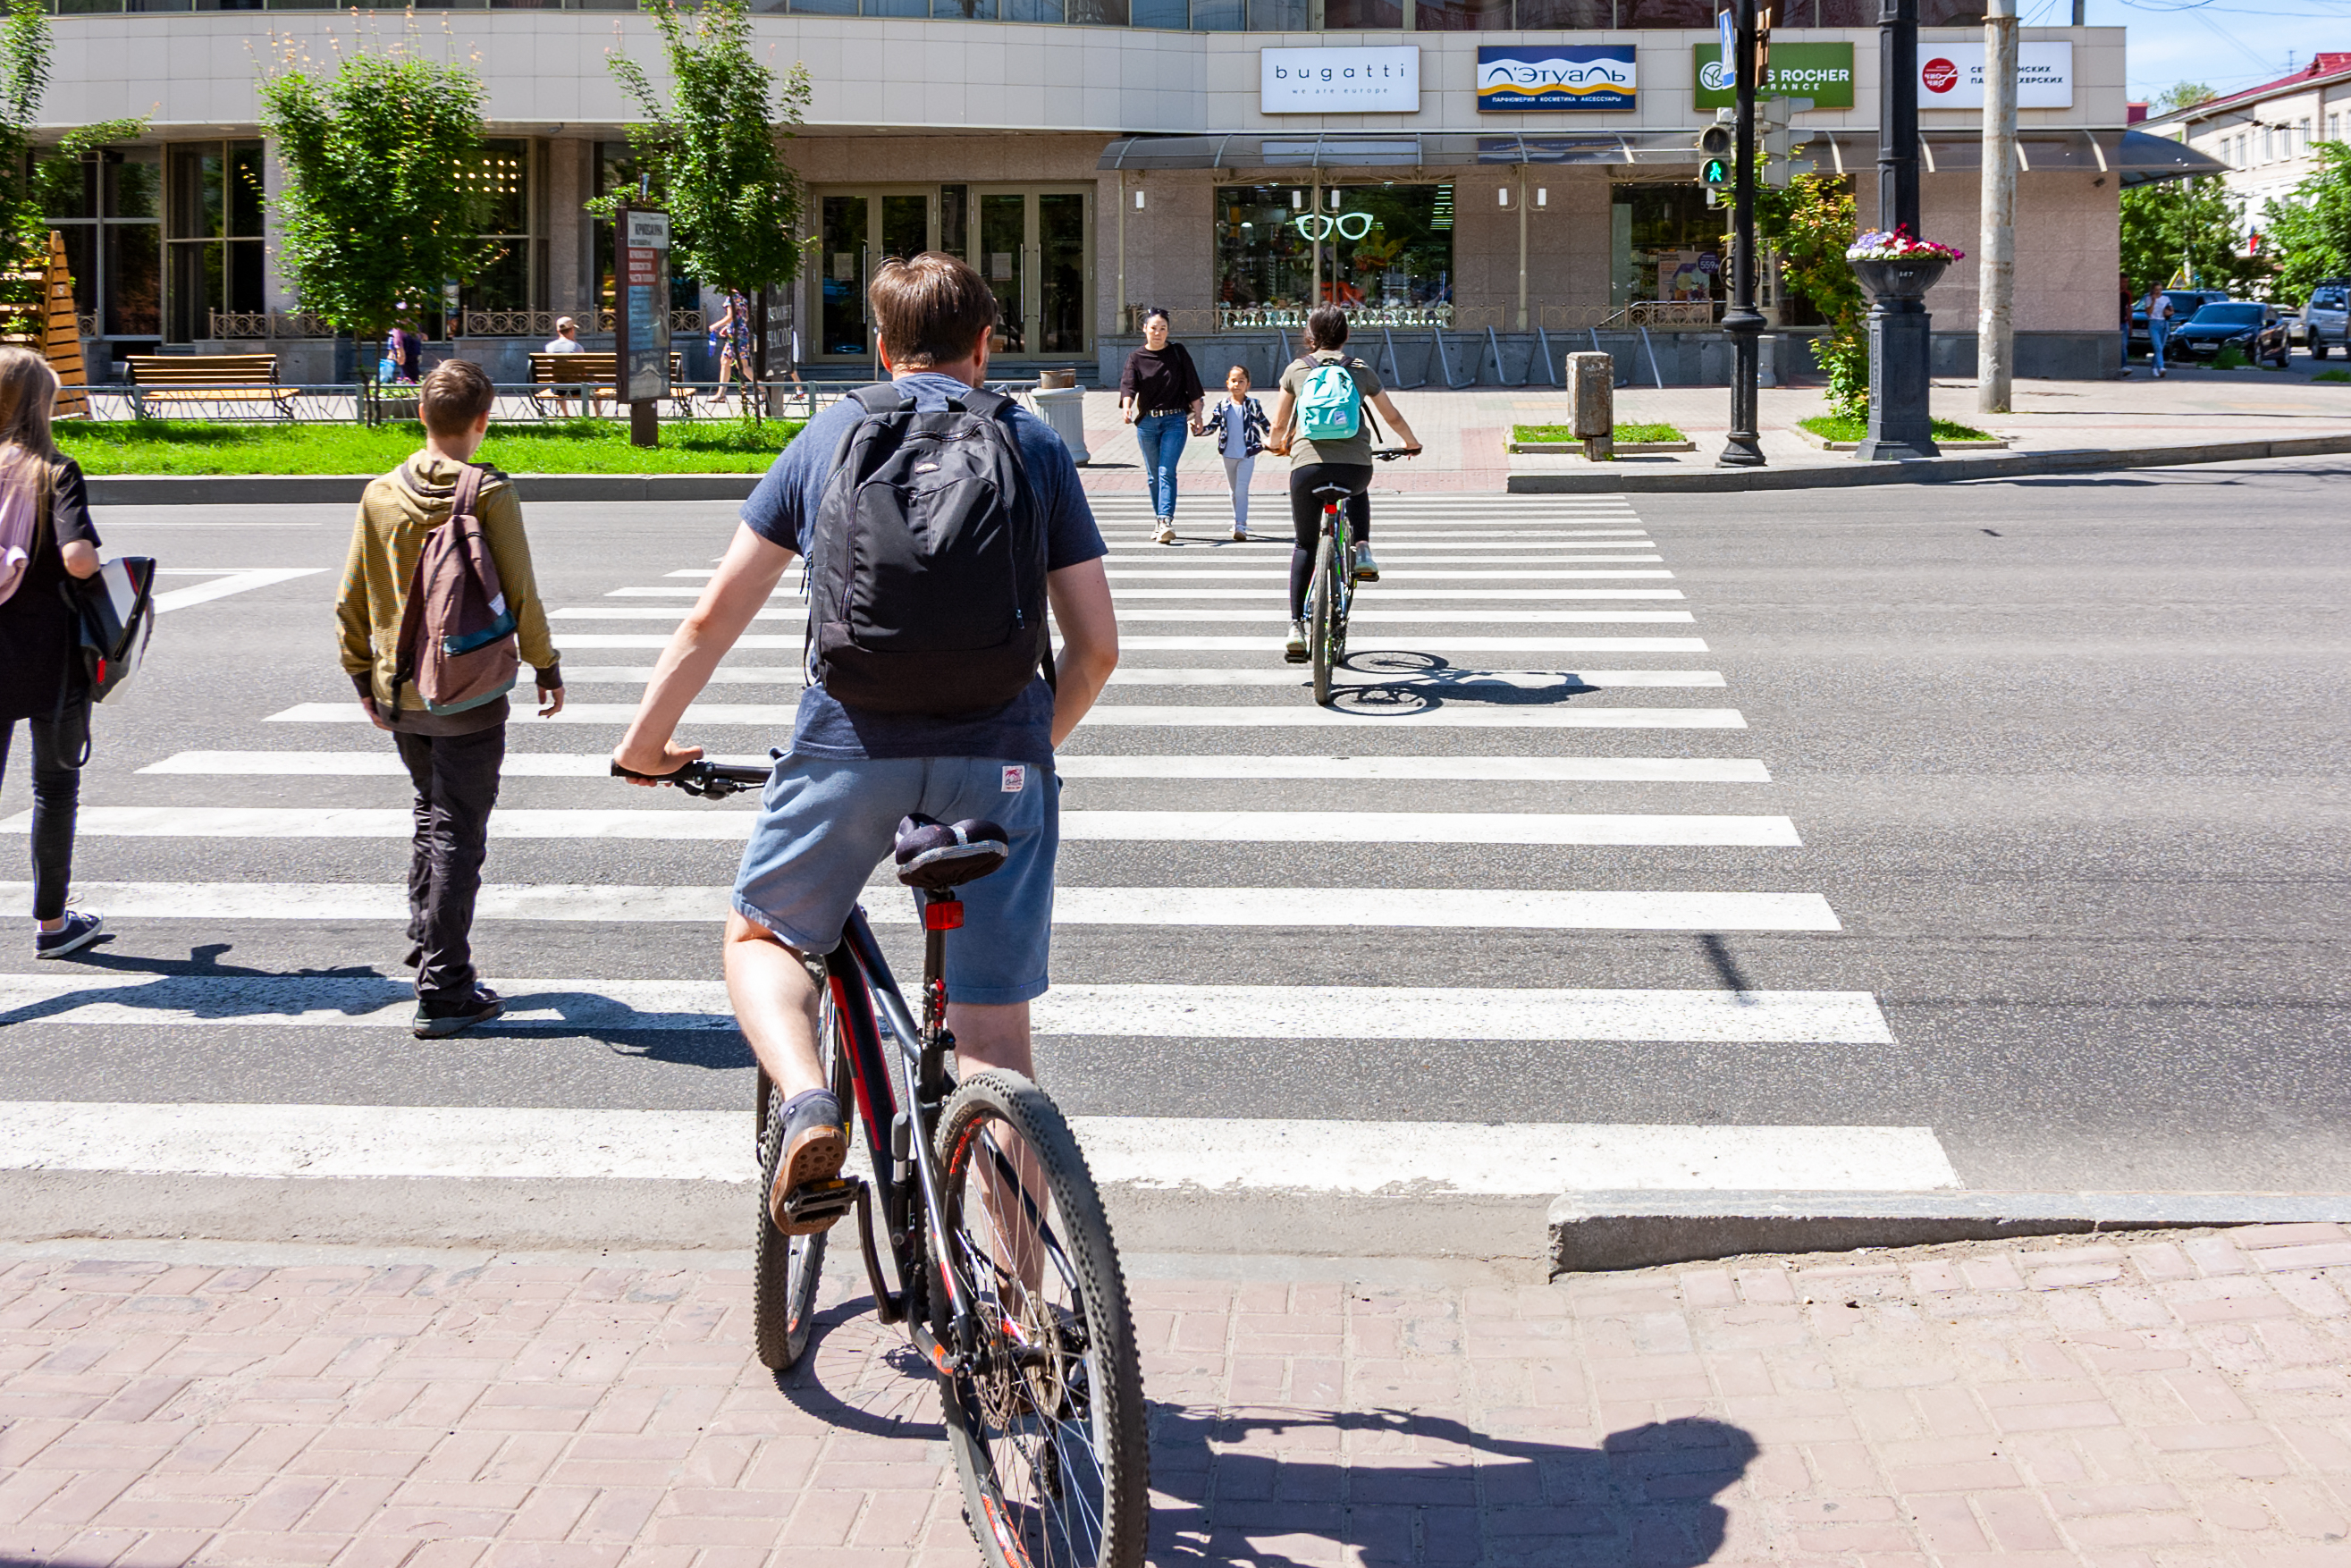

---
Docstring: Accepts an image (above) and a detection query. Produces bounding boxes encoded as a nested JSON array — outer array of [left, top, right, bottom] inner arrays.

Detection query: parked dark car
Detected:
[[2302, 279, 2349, 358], [2170, 301, 2290, 367], [2130, 288, 2230, 352]]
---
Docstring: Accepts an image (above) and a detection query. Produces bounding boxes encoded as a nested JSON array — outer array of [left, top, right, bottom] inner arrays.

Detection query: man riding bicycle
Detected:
[[613, 252, 1119, 1235], [1265, 305, 1420, 663]]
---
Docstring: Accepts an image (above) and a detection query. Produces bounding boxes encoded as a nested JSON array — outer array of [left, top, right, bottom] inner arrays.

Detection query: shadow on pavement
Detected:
[[1326, 650, 1607, 716]]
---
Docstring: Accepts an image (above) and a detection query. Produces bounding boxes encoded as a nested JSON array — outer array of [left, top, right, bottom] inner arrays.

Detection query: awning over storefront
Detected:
[[1099, 128, 2228, 185]]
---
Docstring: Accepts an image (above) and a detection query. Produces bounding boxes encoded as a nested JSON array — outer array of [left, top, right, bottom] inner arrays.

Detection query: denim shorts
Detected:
[[730, 753, 1059, 1006]]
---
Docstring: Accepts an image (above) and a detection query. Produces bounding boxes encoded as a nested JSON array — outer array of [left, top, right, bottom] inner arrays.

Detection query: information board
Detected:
[[619, 208, 671, 404]]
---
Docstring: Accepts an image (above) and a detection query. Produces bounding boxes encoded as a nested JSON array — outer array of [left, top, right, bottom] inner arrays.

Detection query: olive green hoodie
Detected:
[[335, 453, 560, 717]]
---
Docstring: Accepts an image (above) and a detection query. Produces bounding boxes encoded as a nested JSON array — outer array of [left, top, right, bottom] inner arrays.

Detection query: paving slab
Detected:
[[4, 1226, 2348, 1565]]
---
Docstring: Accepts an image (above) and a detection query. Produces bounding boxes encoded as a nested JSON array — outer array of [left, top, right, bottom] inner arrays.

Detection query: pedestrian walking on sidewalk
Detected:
[[1118, 308, 1203, 544], [336, 360, 565, 1039], [1198, 365, 1269, 542], [0, 348, 105, 959], [2145, 285, 2174, 378]]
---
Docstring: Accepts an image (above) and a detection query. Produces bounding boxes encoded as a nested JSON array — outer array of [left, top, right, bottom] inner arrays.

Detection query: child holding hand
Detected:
[[1196, 365, 1270, 542]]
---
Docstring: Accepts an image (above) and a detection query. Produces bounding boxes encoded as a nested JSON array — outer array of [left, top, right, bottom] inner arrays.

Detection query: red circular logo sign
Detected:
[[1922, 57, 1959, 93]]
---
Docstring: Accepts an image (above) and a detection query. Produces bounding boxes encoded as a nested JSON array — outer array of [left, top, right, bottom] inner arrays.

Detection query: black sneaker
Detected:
[[33, 912, 104, 960], [412, 985, 504, 1039], [769, 1090, 849, 1236]]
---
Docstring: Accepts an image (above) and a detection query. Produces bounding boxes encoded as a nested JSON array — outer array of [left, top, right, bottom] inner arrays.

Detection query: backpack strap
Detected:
[[852, 383, 913, 416], [448, 461, 485, 524]]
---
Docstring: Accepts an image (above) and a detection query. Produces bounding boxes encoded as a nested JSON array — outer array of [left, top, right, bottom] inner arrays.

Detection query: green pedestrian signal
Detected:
[[1700, 156, 1732, 188]]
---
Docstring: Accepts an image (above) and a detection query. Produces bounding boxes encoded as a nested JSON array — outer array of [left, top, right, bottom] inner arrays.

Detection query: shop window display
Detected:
[[1611, 182, 1724, 324], [1215, 183, 1453, 330]]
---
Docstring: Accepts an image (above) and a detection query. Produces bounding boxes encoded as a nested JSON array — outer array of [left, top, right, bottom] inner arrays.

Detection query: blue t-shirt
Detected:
[[739, 373, 1107, 770]]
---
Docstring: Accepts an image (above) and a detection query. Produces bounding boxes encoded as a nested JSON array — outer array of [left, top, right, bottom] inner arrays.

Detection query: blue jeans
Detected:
[[1133, 412, 1189, 519], [2149, 320, 2169, 374]]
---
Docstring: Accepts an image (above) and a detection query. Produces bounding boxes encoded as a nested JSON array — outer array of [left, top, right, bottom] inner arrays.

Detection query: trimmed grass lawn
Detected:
[[1800, 414, 1994, 443], [2313, 369, 2351, 383], [58, 417, 804, 476], [1514, 421, 1688, 443]]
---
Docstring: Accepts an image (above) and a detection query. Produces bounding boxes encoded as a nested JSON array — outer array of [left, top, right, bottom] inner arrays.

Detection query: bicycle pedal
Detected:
[[782, 1176, 862, 1226]]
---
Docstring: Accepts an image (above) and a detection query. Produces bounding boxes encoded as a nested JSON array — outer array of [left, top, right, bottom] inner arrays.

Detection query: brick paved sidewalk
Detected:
[[4, 1224, 2349, 1566]]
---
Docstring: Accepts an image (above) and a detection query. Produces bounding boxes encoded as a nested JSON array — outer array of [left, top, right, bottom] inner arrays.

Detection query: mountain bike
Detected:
[[611, 757, 1149, 1568], [1302, 448, 1413, 707]]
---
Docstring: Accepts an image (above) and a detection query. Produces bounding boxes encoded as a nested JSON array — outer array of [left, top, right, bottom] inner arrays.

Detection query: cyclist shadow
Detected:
[[1325, 650, 1608, 715], [772, 1294, 948, 1439], [1147, 1406, 1757, 1568]]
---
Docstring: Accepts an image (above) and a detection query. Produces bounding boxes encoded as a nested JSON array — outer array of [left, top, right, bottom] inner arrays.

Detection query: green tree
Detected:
[[2153, 81, 2218, 114], [594, 0, 811, 375], [2119, 175, 2265, 298], [0, 0, 146, 281], [2263, 142, 2351, 303], [1759, 174, 1869, 418], [257, 33, 493, 343]]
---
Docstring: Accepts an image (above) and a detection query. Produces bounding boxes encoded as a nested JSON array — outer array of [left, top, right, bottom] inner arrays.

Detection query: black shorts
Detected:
[[1286, 462, 1373, 550]]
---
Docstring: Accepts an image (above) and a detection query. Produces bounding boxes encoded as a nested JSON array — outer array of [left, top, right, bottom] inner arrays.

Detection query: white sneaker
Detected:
[[1232, 522, 1249, 542], [1153, 520, 1176, 544], [1284, 620, 1309, 662]]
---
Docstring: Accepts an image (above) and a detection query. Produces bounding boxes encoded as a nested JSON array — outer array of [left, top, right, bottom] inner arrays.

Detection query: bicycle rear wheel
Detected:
[[934, 1071, 1148, 1568], [751, 989, 849, 1371], [1309, 531, 1337, 706]]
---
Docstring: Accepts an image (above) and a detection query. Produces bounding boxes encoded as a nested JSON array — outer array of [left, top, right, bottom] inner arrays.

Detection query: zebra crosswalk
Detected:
[[1, 488, 1954, 1241]]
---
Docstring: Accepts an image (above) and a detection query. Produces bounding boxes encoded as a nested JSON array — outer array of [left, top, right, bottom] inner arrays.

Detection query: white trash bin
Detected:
[[1029, 368, 1091, 465]]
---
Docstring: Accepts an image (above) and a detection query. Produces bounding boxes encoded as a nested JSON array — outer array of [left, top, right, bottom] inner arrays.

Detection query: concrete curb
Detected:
[[1548, 1189, 2351, 1274], [1507, 432, 2351, 492], [84, 473, 764, 506], [0, 1171, 1550, 1263]]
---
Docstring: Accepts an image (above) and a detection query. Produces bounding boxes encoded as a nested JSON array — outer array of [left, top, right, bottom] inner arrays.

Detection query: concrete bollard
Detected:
[[1566, 351, 1614, 461], [1030, 367, 1091, 464]]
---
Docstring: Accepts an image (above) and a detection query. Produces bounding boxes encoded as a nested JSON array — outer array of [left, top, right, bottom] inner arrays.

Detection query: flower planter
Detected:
[[1851, 257, 1951, 303]]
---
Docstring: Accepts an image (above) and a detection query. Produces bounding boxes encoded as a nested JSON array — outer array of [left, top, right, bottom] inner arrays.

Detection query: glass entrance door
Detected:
[[811, 185, 1090, 364]]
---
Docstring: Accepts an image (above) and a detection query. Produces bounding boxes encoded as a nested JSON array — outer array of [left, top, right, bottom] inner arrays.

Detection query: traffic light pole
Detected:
[[1717, 0, 1766, 468]]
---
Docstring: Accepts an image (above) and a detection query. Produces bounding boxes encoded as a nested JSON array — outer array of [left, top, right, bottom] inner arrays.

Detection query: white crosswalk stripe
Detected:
[[26, 805, 1800, 847], [13, 493, 1936, 1208], [3, 881, 1844, 930]]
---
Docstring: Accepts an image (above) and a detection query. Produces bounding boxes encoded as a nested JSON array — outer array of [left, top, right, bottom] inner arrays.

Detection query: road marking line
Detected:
[[263, 702, 1744, 729], [1107, 589, 1691, 602], [549, 608, 1700, 625], [151, 569, 328, 614], [142, 751, 1772, 783], [0, 977, 1889, 1043], [556, 635, 1714, 652], [32, 805, 1798, 847], [547, 666, 1726, 688], [0, 1104, 1951, 1193], [0, 881, 1842, 931]]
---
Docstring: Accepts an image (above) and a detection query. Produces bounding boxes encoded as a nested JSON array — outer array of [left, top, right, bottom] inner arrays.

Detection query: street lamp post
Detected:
[[1716, 0, 1766, 468], [1857, 0, 1939, 460]]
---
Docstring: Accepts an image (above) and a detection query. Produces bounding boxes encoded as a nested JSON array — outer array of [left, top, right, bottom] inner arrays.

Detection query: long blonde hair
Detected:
[[0, 348, 62, 503]]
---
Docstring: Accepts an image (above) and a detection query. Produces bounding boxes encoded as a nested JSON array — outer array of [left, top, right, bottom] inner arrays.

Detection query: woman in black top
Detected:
[[1117, 308, 1204, 544], [0, 347, 106, 957]]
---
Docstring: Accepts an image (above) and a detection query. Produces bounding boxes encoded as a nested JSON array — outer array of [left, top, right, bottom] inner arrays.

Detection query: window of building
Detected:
[[164, 139, 263, 343], [2330, 114, 2340, 143], [2300, 117, 2313, 152], [42, 145, 161, 350], [1612, 181, 1724, 316], [457, 139, 540, 322], [1214, 182, 1453, 328]]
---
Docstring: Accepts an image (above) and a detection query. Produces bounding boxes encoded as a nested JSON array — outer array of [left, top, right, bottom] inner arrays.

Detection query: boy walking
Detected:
[[336, 360, 564, 1038]]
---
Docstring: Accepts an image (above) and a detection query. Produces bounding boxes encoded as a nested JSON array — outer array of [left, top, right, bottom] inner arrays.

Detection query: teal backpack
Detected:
[[1296, 356, 1363, 443]]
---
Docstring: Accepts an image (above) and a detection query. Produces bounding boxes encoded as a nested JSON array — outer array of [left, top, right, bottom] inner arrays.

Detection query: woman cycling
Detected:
[[1265, 306, 1420, 662], [0, 346, 105, 957]]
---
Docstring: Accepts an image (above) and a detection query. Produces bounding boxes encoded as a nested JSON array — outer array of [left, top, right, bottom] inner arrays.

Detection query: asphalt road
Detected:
[[1, 454, 2344, 1206]]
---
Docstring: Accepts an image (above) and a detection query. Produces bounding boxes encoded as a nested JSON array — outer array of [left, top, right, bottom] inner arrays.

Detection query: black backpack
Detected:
[[804, 383, 1050, 717]]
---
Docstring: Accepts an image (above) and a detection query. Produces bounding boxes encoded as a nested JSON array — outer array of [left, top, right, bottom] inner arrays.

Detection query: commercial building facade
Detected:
[[40, 3, 2212, 384]]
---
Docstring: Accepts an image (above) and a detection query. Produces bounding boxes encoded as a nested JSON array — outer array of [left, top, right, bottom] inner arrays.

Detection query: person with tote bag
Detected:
[[0, 347, 106, 957]]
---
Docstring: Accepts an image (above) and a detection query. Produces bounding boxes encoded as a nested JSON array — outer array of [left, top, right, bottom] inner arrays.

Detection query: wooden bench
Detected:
[[124, 354, 297, 419], [528, 351, 693, 417]]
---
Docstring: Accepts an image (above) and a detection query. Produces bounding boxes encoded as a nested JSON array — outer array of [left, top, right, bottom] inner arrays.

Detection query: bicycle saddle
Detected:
[[894, 814, 1009, 890]]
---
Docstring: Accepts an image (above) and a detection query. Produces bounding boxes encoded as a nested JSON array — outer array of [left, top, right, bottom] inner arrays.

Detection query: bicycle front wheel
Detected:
[[934, 1072, 1148, 1568], [751, 988, 849, 1371], [1310, 531, 1337, 706]]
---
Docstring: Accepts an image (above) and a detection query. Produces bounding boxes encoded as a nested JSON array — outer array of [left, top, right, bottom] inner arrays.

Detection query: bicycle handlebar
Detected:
[[610, 757, 774, 798], [1371, 446, 1418, 462]]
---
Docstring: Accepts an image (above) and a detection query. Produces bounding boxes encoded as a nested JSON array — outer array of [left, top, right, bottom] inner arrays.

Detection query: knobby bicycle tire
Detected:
[[934, 1072, 1148, 1568], [751, 990, 850, 1371], [1310, 531, 1337, 706]]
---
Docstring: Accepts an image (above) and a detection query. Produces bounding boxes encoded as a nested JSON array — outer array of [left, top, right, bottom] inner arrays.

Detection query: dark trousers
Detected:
[[1287, 462, 1374, 620], [394, 724, 504, 1003], [0, 704, 88, 922]]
